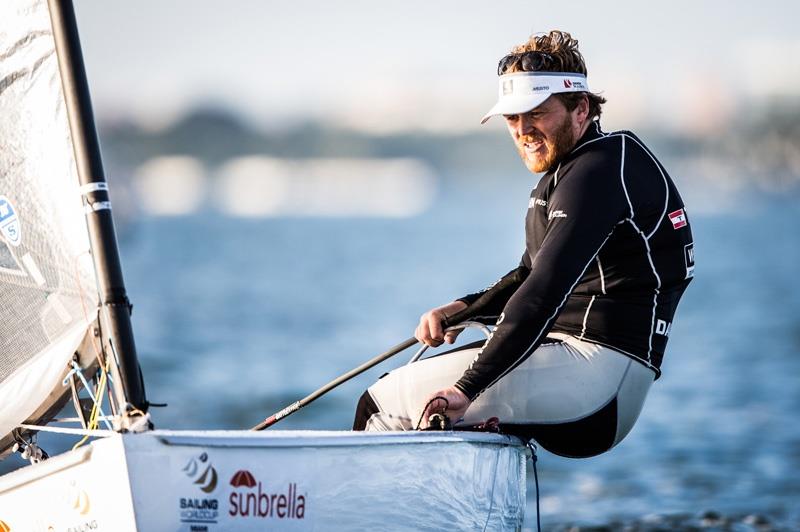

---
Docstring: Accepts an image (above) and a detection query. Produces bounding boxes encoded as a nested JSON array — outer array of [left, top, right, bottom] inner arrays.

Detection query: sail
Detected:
[[0, 0, 99, 446]]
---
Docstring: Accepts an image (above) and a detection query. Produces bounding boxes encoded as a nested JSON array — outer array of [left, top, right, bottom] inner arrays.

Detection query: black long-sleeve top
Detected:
[[454, 122, 694, 401]]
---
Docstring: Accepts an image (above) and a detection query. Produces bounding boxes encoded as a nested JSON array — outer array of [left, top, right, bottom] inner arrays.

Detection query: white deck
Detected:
[[0, 430, 527, 531]]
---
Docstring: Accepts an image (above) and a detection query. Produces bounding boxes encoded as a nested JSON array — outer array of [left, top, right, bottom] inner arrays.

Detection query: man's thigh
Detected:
[[360, 336, 649, 429]]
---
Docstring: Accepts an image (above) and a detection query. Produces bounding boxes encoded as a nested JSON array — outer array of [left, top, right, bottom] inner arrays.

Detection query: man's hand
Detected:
[[419, 386, 471, 429], [415, 300, 468, 347]]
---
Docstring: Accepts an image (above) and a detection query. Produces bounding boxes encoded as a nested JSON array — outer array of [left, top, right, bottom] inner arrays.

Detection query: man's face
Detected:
[[504, 96, 583, 173]]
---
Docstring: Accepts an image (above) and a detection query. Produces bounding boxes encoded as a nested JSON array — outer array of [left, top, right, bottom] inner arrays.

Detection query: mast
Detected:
[[47, 0, 149, 424]]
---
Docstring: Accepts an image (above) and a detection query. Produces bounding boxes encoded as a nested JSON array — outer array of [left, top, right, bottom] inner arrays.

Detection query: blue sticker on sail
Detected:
[[0, 196, 21, 247]]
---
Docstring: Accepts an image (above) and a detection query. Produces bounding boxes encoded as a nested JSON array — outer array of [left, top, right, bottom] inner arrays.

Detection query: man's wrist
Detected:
[[456, 294, 480, 307], [453, 381, 476, 402]]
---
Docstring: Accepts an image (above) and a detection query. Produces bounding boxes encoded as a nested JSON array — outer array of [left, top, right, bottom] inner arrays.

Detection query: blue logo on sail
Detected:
[[0, 196, 21, 247]]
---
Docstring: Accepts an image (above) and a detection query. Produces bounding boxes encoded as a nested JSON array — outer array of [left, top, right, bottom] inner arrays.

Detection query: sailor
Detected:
[[353, 30, 694, 457]]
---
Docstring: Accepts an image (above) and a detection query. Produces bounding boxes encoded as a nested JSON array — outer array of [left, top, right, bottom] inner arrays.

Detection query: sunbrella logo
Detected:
[[228, 470, 307, 519], [0, 519, 10, 532], [179, 452, 219, 526], [230, 469, 256, 488]]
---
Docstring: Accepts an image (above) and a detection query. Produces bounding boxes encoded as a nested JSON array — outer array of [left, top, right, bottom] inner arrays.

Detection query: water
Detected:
[[6, 175, 800, 530]]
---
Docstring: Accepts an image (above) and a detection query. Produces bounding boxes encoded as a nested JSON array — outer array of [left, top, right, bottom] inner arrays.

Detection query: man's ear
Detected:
[[577, 94, 590, 120]]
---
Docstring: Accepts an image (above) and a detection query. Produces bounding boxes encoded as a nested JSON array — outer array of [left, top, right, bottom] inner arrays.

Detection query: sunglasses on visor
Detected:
[[496, 51, 556, 76]]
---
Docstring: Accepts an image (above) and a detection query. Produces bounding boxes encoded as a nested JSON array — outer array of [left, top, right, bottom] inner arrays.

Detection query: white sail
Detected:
[[0, 0, 99, 444]]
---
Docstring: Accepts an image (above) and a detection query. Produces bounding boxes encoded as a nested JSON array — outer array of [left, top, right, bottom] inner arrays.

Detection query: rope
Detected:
[[481, 445, 502, 532], [17, 424, 114, 437], [527, 441, 541, 532], [52, 416, 116, 423], [64, 360, 113, 431], [415, 396, 448, 430], [65, 357, 113, 450], [74, 250, 120, 420]]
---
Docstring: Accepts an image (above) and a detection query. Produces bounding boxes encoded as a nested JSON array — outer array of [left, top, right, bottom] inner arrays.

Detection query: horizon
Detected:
[[75, 1, 800, 135]]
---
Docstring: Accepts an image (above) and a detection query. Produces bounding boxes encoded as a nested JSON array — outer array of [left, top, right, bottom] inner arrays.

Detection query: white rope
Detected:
[[52, 416, 115, 424], [17, 423, 114, 437]]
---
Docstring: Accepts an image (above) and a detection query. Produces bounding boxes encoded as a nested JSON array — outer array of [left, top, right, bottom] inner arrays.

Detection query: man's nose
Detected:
[[517, 113, 535, 137]]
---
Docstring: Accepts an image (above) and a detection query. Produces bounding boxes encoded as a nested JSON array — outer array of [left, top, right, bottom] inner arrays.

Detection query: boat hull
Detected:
[[0, 430, 527, 531]]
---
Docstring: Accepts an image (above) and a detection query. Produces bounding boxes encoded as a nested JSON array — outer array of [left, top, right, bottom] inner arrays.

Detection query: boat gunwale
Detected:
[[149, 429, 526, 449]]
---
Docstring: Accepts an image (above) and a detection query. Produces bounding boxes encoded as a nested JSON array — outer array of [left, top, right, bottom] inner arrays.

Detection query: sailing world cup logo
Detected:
[[0, 196, 21, 247], [68, 481, 92, 516], [183, 452, 218, 493], [59, 481, 99, 531], [179, 452, 220, 527]]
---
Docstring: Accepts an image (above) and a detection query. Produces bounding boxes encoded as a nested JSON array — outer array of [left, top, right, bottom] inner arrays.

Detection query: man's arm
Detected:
[[455, 146, 628, 400], [455, 263, 530, 320], [416, 264, 529, 347]]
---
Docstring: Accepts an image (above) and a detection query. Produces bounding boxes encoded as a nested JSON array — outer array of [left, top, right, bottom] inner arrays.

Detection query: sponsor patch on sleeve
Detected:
[[684, 243, 695, 279], [668, 208, 687, 229]]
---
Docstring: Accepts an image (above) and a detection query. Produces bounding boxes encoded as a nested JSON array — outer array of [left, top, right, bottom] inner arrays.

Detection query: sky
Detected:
[[74, 1, 800, 134]]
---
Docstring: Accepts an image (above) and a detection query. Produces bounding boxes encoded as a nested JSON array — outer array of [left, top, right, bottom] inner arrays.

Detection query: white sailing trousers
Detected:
[[359, 333, 656, 457]]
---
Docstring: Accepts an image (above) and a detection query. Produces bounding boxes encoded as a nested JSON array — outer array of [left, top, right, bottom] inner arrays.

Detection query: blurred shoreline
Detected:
[[98, 102, 800, 225]]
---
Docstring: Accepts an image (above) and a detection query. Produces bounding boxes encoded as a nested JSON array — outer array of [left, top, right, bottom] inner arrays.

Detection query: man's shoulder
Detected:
[[569, 126, 665, 179], [563, 126, 625, 172], [557, 125, 655, 190], [572, 123, 649, 156]]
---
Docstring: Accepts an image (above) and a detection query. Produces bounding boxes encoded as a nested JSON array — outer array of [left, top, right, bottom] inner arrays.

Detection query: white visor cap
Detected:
[[481, 72, 590, 124]]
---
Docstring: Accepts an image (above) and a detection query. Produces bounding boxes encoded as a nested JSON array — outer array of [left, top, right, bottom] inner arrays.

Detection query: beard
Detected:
[[518, 114, 576, 173]]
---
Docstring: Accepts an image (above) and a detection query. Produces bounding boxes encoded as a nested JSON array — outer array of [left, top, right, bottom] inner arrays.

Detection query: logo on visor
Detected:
[[563, 79, 573, 88], [502, 79, 514, 95]]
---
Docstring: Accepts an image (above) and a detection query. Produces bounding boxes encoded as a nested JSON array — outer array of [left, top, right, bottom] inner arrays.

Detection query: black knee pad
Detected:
[[501, 396, 619, 458]]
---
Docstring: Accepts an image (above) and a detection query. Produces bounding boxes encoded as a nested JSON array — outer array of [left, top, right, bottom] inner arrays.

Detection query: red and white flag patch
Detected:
[[668, 209, 687, 229]]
